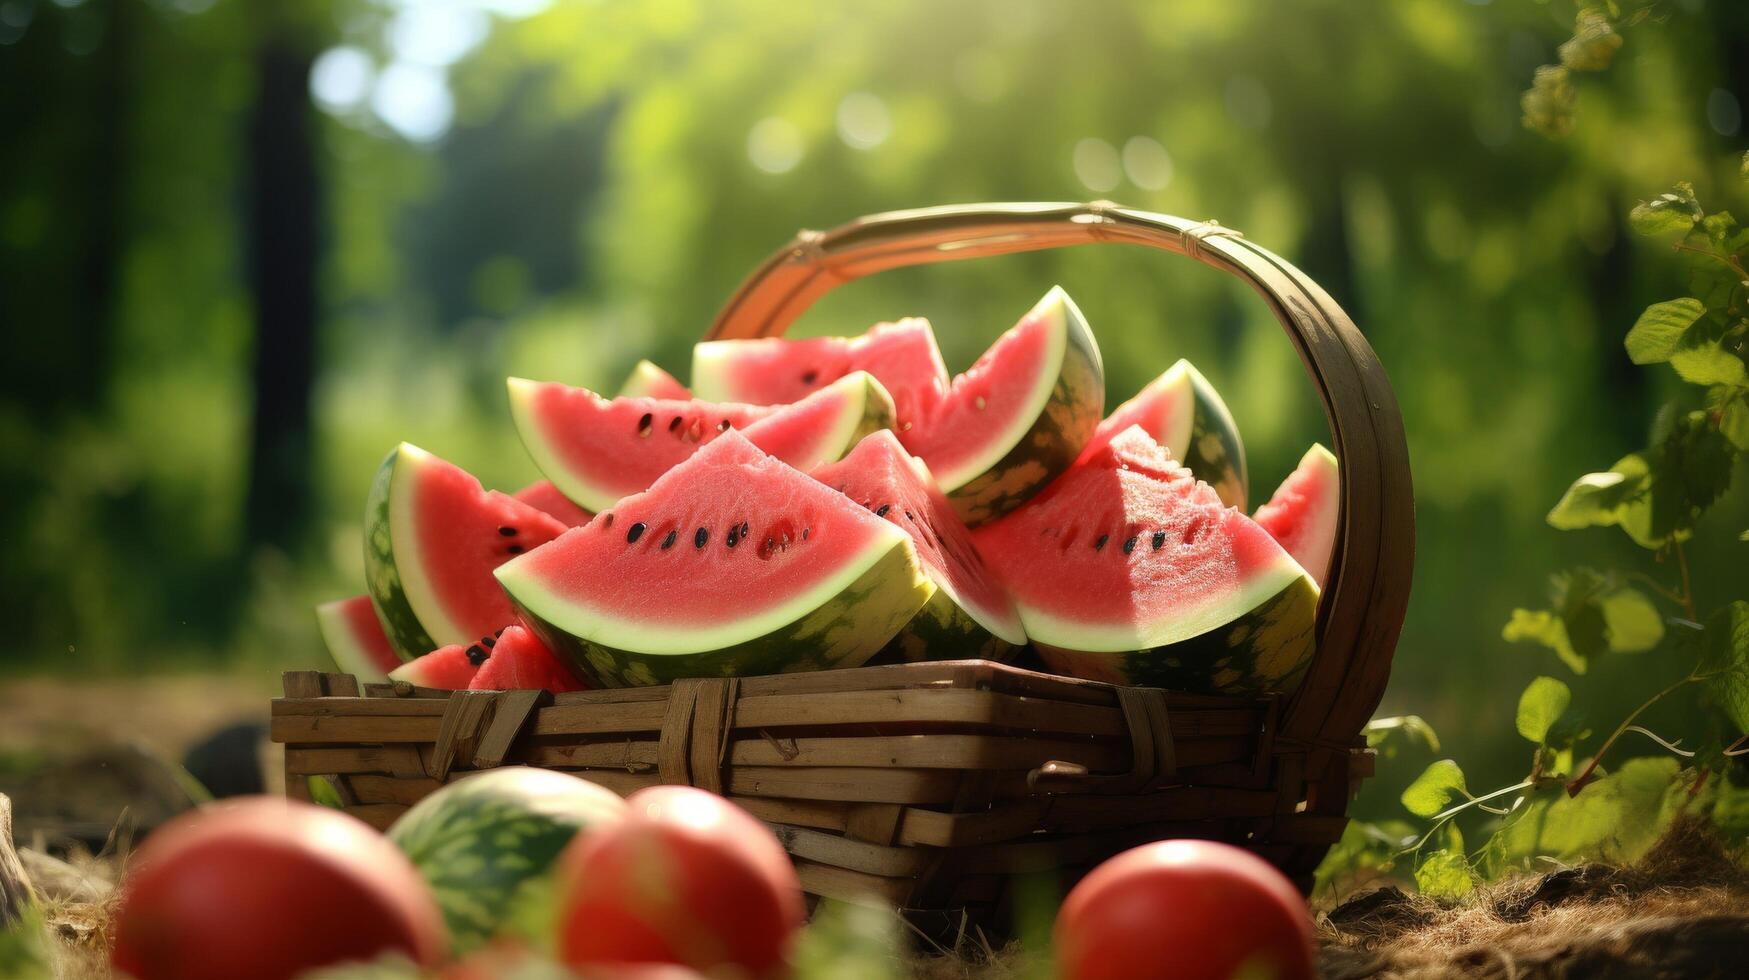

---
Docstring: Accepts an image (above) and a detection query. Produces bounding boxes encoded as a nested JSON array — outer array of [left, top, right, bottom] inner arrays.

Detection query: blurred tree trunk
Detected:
[[243, 28, 319, 554]]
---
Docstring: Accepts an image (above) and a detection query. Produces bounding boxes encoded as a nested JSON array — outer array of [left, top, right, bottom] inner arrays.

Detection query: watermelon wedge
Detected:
[[618, 359, 691, 400], [496, 430, 932, 687], [1078, 359, 1249, 511], [468, 624, 587, 692], [513, 480, 593, 527], [692, 318, 949, 434], [316, 595, 402, 681], [973, 426, 1318, 695], [1253, 443, 1339, 589], [365, 444, 570, 658], [507, 371, 897, 514], [812, 431, 1025, 661], [390, 636, 493, 689], [899, 287, 1105, 526]]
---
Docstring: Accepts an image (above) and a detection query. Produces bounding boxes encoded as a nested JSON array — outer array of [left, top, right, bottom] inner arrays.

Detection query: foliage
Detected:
[[1319, 169, 1749, 897]]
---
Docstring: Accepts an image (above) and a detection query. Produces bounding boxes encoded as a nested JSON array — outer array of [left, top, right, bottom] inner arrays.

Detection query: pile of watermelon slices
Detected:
[[315, 287, 1342, 697]]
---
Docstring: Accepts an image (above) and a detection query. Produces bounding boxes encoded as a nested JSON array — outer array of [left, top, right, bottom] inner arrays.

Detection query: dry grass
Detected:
[[1317, 819, 1749, 979]]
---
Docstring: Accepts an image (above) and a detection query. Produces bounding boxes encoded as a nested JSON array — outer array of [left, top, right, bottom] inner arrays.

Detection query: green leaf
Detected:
[[1717, 392, 1749, 450], [1624, 298, 1704, 364], [1671, 342, 1749, 386], [1629, 182, 1702, 238], [1516, 677, 1572, 744], [1742, 149, 1749, 180], [1364, 715, 1442, 756], [1402, 759, 1468, 818], [1701, 601, 1749, 735], [1663, 410, 1737, 515], [1504, 609, 1586, 674], [1558, 9, 1622, 72], [1522, 65, 1577, 138], [791, 900, 907, 980], [1414, 823, 1474, 900], [1313, 819, 1416, 899], [307, 775, 346, 809], [1600, 586, 1665, 653], [1546, 455, 1650, 535], [1489, 758, 1688, 871]]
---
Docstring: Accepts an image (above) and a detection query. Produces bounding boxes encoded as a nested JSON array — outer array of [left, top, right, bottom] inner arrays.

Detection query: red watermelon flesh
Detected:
[[691, 318, 948, 433], [508, 372, 893, 514], [315, 595, 402, 681], [514, 480, 593, 527], [365, 444, 572, 657], [468, 625, 587, 692], [972, 426, 1318, 693], [1253, 444, 1339, 588], [389, 638, 491, 689], [811, 431, 1025, 648]]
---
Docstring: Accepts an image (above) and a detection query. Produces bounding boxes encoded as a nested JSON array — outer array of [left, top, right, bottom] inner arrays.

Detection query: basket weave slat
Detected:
[[276, 202, 1412, 928]]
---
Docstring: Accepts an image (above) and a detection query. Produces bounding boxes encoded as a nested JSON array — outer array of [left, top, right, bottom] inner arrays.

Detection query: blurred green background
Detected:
[[3, 0, 1747, 813]]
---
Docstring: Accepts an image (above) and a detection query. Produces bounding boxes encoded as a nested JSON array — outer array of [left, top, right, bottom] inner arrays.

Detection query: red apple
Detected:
[[554, 785, 804, 978], [111, 796, 446, 980], [1055, 839, 1315, 980]]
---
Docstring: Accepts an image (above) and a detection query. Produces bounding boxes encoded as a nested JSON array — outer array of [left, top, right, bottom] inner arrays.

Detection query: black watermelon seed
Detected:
[[627, 522, 647, 543], [1123, 536, 1137, 554], [717, 419, 732, 432], [637, 413, 654, 437], [482, 636, 496, 649], [668, 415, 683, 433], [1094, 534, 1108, 551], [726, 524, 740, 548], [507, 544, 524, 555], [1151, 531, 1166, 550], [875, 503, 891, 517], [801, 369, 818, 384], [466, 645, 488, 666], [694, 527, 708, 548], [802, 527, 810, 540], [498, 526, 517, 537], [661, 529, 678, 549], [495, 626, 507, 637], [602, 513, 614, 528], [904, 511, 914, 522]]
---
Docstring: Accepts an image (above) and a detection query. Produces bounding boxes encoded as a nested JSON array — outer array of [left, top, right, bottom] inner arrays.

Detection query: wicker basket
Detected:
[[274, 202, 1414, 925]]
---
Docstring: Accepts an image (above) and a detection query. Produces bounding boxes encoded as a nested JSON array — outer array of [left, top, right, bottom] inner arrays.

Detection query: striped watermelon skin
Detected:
[[365, 448, 438, 657], [1034, 576, 1319, 694], [387, 768, 625, 954]]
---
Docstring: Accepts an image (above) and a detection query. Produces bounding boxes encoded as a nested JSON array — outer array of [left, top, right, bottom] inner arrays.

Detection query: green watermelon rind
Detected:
[[509, 537, 933, 687], [363, 445, 439, 660], [1034, 573, 1320, 695], [315, 596, 396, 682], [945, 287, 1106, 526], [1170, 360, 1250, 513], [885, 585, 1019, 664], [739, 371, 899, 473], [387, 768, 625, 954]]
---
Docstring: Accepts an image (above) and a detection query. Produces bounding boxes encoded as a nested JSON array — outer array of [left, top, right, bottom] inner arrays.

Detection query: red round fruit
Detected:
[[111, 796, 446, 980], [1054, 839, 1315, 980], [555, 785, 804, 978]]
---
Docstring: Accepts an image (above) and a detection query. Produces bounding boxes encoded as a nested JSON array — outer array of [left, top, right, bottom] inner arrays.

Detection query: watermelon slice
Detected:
[[315, 595, 402, 681], [513, 480, 593, 527], [973, 426, 1318, 695], [508, 371, 897, 514], [390, 636, 493, 689], [899, 287, 1105, 526], [1253, 443, 1339, 589], [364, 444, 570, 658], [1077, 359, 1249, 511], [811, 431, 1025, 661], [468, 625, 587, 692], [692, 318, 949, 434], [496, 430, 932, 688], [618, 359, 691, 400]]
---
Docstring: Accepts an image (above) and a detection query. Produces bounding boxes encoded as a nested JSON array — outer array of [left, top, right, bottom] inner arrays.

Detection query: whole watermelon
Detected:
[[388, 767, 625, 953]]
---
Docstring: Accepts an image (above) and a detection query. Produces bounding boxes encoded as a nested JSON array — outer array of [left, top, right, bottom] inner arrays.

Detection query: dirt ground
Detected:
[[5, 676, 1748, 978]]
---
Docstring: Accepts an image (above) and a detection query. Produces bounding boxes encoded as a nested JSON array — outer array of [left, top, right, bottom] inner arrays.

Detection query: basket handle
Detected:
[[704, 202, 1413, 745]]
